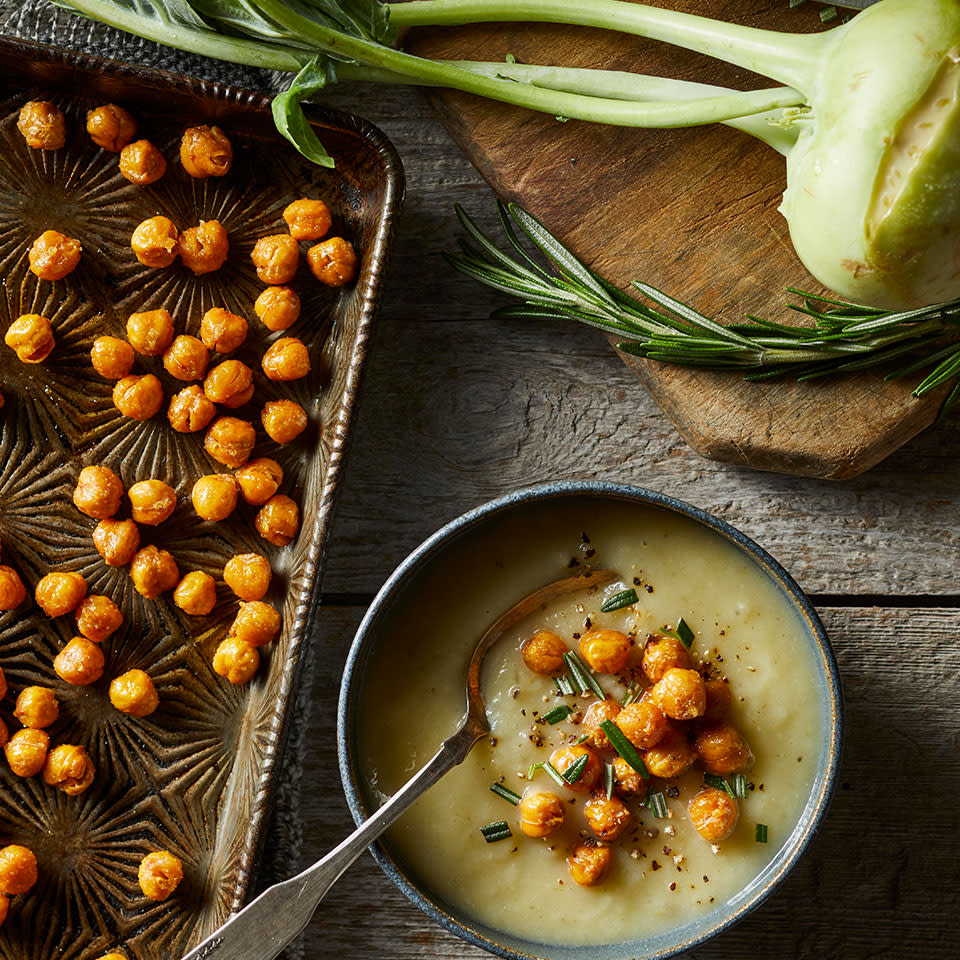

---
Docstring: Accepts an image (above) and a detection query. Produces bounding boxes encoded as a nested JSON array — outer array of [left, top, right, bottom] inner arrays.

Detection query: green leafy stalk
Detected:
[[446, 202, 960, 419]]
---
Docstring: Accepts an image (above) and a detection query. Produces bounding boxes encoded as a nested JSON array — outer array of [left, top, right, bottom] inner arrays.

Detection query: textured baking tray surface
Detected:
[[0, 38, 401, 960]]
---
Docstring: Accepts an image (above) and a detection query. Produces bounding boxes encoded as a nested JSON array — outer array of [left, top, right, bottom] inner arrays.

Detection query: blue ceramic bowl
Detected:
[[337, 481, 843, 960]]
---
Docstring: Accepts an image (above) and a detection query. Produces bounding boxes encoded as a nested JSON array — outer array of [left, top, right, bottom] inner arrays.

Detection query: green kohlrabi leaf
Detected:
[[271, 56, 339, 168]]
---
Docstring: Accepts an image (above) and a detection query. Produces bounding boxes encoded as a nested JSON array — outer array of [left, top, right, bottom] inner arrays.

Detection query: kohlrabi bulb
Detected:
[[781, 0, 960, 309]]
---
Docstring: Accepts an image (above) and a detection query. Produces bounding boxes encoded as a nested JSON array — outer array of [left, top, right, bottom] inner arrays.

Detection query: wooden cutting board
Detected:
[[406, 0, 945, 479]]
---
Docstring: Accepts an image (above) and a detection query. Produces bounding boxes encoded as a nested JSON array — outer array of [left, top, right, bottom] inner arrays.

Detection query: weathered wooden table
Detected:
[[298, 84, 960, 959], [10, 5, 960, 952]]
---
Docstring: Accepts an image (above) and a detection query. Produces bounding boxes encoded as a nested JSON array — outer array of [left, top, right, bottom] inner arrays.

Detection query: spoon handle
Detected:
[[180, 719, 482, 960]]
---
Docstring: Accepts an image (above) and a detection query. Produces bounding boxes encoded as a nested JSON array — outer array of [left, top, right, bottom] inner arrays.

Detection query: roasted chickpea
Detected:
[[0, 893, 8, 928], [113, 374, 164, 420], [54, 636, 105, 686], [641, 634, 693, 683], [611, 755, 648, 798], [139, 851, 183, 901], [75, 594, 123, 642], [167, 385, 216, 433], [13, 686, 59, 729], [283, 197, 333, 241], [173, 571, 216, 616], [212, 636, 260, 684], [95, 954, 127, 960], [702, 679, 733, 722], [199, 307, 247, 354], [191, 474, 239, 523], [86, 103, 136, 152], [129, 546, 179, 599], [584, 790, 632, 841], [251, 234, 299, 285], [18, 100, 65, 150], [4, 729, 48, 777], [180, 125, 232, 178], [255, 495, 299, 547], [235, 458, 282, 506], [119, 139, 166, 185], [74, 465, 124, 519], [205, 417, 256, 468], [261, 336, 310, 382], [522, 630, 566, 676], [35, 571, 87, 617], [5, 313, 54, 363], [614, 699, 668, 750], [28, 230, 82, 281], [91, 336, 135, 379], [688, 787, 739, 842], [93, 518, 140, 566], [204, 360, 254, 408], [694, 722, 753, 775], [229, 601, 281, 647], [223, 553, 271, 601], [642, 728, 698, 779], [254, 286, 300, 331], [518, 789, 565, 839], [582, 699, 621, 750], [109, 669, 159, 717], [179, 220, 228, 275], [548, 744, 600, 793], [126, 309, 175, 357], [651, 667, 706, 721], [0, 845, 37, 894], [131, 216, 179, 268], [127, 479, 177, 527], [307, 236, 358, 287], [44, 743, 96, 795], [163, 335, 208, 381], [566, 839, 611, 887], [579, 628, 631, 675], [0, 566, 26, 610], [261, 399, 308, 444]]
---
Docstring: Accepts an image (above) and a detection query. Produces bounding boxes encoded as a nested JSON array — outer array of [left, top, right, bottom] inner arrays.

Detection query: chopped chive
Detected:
[[490, 782, 521, 805], [820, 4, 838, 24], [542, 704, 572, 725], [527, 761, 543, 781], [755, 823, 769, 844], [704, 773, 735, 798], [573, 734, 589, 745], [564, 651, 606, 700], [645, 791, 668, 818], [676, 618, 695, 649], [732, 773, 747, 800], [599, 720, 650, 779], [481, 820, 513, 843], [542, 761, 567, 788], [620, 684, 642, 707], [554, 674, 575, 696], [604, 762, 615, 801], [600, 588, 639, 613], [788, 0, 807, 7], [562, 753, 589, 785]]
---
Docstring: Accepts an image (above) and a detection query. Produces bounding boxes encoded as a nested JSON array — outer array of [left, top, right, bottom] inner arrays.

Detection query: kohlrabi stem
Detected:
[[387, 0, 828, 92], [334, 59, 801, 154], [54, 0, 309, 71], [255, 0, 802, 128]]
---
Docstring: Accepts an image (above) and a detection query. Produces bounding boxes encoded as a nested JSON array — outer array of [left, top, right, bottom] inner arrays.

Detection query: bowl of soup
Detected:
[[337, 481, 843, 960]]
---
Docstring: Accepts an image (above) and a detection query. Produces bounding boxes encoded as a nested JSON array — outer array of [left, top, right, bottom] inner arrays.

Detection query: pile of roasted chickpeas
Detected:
[[0, 94, 356, 943], [514, 626, 753, 888]]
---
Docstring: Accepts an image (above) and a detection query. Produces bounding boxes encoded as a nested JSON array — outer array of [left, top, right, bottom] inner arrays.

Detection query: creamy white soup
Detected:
[[356, 498, 826, 947]]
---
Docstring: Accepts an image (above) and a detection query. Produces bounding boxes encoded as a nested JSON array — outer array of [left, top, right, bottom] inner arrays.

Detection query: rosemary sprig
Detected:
[[448, 203, 960, 419]]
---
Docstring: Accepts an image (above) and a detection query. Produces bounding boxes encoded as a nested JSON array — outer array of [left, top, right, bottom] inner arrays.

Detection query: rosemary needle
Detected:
[[448, 202, 960, 419]]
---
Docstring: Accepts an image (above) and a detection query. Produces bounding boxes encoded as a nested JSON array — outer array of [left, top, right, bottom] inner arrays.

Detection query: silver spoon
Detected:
[[181, 567, 616, 960]]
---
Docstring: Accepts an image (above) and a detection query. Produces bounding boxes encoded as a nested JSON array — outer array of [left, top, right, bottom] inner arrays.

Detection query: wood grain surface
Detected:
[[402, 0, 944, 478]]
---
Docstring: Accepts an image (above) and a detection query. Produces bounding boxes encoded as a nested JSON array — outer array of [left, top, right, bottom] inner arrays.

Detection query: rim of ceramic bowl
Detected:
[[337, 480, 844, 960]]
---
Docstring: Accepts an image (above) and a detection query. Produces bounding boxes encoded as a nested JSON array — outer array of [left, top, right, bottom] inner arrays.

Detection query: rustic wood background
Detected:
[[290, 81, 960, 958]]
